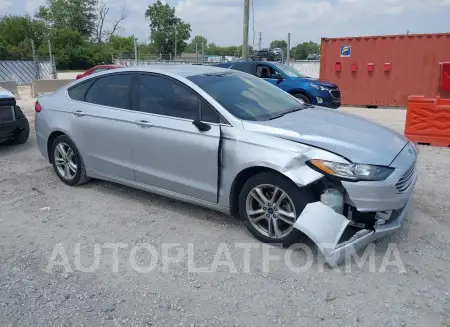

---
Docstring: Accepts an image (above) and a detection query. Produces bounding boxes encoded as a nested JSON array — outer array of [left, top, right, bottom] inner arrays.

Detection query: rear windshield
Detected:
[[187, 71, 302, 121]]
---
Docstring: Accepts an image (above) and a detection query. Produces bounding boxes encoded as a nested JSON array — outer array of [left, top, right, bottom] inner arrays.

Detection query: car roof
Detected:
[[101, 64, 229, 77], [219, 61, 279, 65]]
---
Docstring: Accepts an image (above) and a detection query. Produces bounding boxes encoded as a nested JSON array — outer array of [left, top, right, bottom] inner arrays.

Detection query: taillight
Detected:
[[35, 101, 42, 112]]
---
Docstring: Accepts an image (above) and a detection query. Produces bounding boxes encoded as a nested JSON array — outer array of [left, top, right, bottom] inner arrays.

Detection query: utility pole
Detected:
[[258, 32, 262, 50], [174, 29, 177, 60], [286, 32, 291, 65], [30, 39, 39, 80], [242, 0, 250, 60], [201, 42, 205, 64], [134, 36, 138, 66], [48, 39, 56, 79], [195, 42, 198, 64]]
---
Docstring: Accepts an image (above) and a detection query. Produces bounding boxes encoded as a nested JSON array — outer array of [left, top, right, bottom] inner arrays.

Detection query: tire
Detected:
[[50, 135, 89, 186], [293, 93, 311, 105], [238, 172, 315, 246], [10, 119, 30, 145]]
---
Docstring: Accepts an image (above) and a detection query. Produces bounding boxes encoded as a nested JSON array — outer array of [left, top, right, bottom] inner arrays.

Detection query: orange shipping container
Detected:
[[319, 33, 450, 107]]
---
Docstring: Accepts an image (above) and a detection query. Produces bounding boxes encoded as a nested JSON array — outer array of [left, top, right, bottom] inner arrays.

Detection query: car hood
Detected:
[[242, 107, 409, 166], [291, 76, 337, 88]]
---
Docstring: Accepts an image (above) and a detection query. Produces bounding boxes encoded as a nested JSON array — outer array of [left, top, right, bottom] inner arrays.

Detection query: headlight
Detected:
[[310, 83, 329, 91], [307, 159, 394, 181]]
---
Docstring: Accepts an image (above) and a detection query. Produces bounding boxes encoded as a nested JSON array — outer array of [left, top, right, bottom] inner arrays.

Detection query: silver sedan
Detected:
[[34, 65, 418, 265]]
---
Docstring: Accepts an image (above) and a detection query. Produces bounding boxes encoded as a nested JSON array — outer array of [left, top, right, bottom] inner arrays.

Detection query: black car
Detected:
[[0, 89, 29, 145]]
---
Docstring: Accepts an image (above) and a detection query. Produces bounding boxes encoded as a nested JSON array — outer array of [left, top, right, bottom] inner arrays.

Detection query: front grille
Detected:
[[330, 89, 341, 99], [395, 162, 416, 193], [0, 106, 15, 122]]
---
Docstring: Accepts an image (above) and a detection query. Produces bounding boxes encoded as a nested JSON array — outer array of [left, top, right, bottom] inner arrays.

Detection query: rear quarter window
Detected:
[[68, 79, 95, 101]]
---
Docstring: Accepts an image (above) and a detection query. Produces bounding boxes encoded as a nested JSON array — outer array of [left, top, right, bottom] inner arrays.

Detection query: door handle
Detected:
[[73, 110, 85, 117], [135, 120, 153, 128]]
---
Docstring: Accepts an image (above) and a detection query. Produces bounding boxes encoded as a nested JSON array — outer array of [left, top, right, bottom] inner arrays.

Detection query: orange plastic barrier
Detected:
[[405, 96, 450, 146]]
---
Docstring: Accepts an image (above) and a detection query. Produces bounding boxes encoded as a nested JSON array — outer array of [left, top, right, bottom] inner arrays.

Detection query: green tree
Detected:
[[108, 35, 134, 58], [184, 35, 207, 53], [145, 0, 191, 55], [237, 44, 253, 57], [137, 43, 156, 58], [269, 40, 287, 54], [291, 41, 320, 60], [0, 15, 47, 59], [37, 0, 97, 37]]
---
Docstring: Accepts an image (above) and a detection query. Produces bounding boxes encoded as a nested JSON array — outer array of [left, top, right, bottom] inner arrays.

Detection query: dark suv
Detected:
[[254, 48, 277, 61], [0, 88, 29, 145]]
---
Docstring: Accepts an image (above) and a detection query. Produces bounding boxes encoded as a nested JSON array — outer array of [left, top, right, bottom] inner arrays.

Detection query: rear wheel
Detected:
[[238, 172, 314, 246], [10, 119, 30, 145], [293, 93, 311, 105], [51, 135, 89, 186]]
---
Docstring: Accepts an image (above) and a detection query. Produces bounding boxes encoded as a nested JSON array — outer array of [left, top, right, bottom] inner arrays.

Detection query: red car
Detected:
[[76, 64, 124, 79]]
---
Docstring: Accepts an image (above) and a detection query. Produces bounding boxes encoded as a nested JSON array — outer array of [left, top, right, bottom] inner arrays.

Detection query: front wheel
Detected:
[[293, 93, 311, 105], [238, 172, 314, 246]]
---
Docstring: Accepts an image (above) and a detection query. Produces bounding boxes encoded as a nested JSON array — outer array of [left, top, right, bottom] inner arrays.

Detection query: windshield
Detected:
[[187, 71, 305, 121], [272, 63, 308, 78]]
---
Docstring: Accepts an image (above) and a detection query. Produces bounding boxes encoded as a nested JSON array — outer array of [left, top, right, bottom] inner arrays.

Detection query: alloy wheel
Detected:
[[245, 184, 297, 239], [54, 142, 77, 180]]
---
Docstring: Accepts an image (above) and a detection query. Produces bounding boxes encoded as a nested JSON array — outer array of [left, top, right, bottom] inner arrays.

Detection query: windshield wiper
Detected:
[[268, 106, 309, 120]]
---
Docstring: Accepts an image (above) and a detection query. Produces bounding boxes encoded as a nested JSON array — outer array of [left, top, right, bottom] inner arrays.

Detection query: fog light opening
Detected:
[[375, 210, 393, 225], [320, 188, 344, 214]]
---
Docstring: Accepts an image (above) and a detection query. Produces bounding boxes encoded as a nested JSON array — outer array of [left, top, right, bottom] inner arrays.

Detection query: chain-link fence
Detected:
[[0, 40, 57, 85], [113, 53, 221, 66], [114, 55, 321, 79], [0, 59, 55, 85]]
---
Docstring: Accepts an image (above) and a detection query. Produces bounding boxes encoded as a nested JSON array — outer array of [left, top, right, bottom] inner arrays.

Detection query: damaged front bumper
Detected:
[[293, 198, 412, 266]]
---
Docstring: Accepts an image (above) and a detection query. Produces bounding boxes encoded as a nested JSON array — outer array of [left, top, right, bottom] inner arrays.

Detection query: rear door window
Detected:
[[85, 74, 133, 110]]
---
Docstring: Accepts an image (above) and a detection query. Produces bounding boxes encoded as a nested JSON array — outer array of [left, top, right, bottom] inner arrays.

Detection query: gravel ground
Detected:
[[1, 87, 450, 327]]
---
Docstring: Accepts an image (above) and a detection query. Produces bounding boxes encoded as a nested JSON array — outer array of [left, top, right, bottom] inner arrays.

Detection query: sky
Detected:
[[1, 0, 450, 47]]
